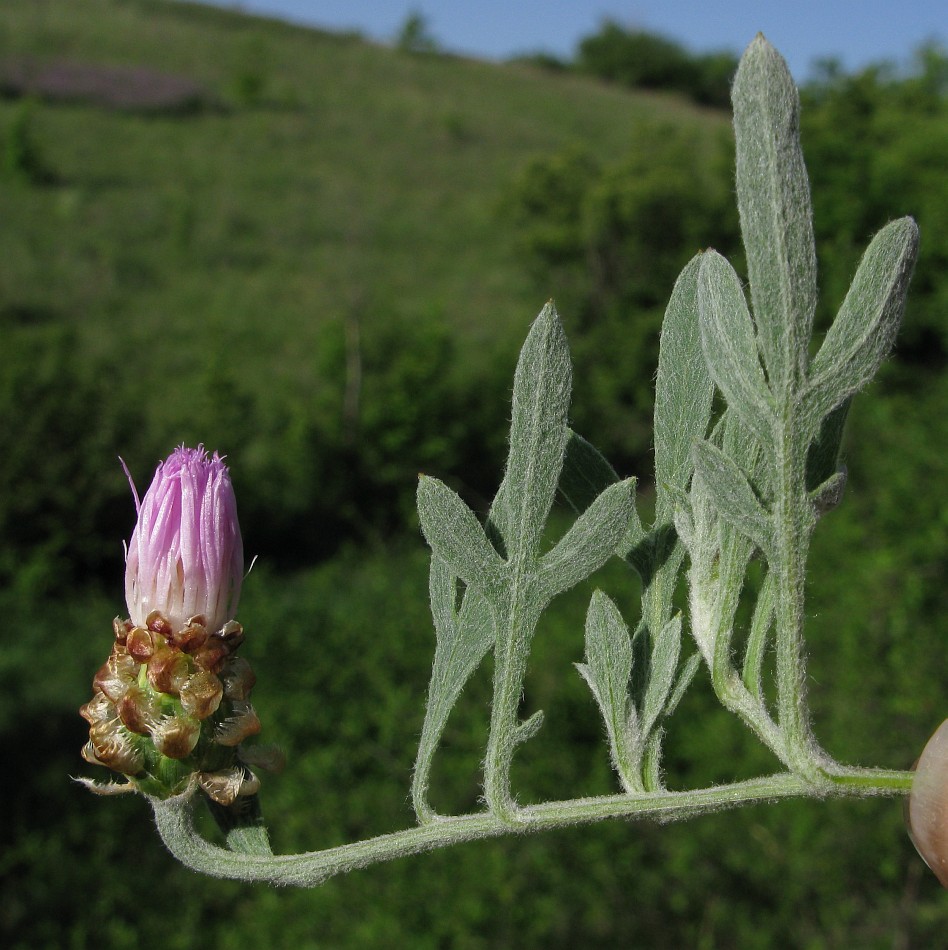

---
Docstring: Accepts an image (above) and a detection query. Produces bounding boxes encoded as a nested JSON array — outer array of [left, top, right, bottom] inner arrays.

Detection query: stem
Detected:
[[151, 769, 913, 887], [620, 535, 683, 791], [410, 747, 437, 823], [826, 767, 915, 791], [743, 569, 776, 701], [716, 667, 785, 759], [772, 416, 822, 777], [483, 590, 541, 820], [643, 530, 686, 637]]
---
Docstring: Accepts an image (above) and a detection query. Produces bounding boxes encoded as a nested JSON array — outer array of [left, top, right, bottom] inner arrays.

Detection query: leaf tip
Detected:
[[539, 298, 559, 321], [744, 32, 779, 63], [736, 33, 794, 94], [896, 215, 920, 249], [589, 587, 609, 609]]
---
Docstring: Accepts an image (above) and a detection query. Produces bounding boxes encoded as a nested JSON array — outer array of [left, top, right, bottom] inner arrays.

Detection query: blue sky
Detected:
[[212, 0, 944, 80]]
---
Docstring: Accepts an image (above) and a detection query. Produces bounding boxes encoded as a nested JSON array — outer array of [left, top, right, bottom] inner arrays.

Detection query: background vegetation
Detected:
[[1, 1, 945, 946]]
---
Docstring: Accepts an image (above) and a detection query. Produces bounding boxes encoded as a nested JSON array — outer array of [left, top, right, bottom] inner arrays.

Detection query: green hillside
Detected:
[[3, 0, 720, 350]]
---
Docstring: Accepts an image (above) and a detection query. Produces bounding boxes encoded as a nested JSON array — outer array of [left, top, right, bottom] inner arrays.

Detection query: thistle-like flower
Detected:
[[79, 446, 279, 804]]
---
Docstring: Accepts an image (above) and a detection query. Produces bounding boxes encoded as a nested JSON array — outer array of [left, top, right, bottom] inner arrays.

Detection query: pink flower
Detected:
[[124, 445, 244, 633]]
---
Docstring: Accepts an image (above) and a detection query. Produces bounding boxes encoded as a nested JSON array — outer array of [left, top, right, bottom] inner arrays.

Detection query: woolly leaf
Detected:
[[732, 34, 817, 393], [654, 254, 714, 523], [417, 476, 506, 597], [502, 301, 572, 561], [639, 614, 684, 740], [803, 217, 919, 435], [692, 439, 772, 556], [413, 559, 495, 822], [538, 478, 637, 600], [577, 591, 636, 788], [560, 430, 646, 558], [698, 250, 775, 444]]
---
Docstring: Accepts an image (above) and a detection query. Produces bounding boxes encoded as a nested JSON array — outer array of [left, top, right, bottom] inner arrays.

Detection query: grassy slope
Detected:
[[0, 0, 725, 437]]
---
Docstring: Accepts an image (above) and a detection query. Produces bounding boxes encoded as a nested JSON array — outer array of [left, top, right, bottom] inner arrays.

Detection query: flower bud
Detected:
[[81, 446, 275, 805], [124, 445, 243, 634]]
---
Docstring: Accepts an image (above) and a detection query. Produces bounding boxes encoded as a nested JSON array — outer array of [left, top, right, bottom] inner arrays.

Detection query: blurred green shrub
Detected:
[[2, 100, 53, 185], [802, 48, 948, 373], [0, 320, 135, 592], [159, 309, 511, 566], [0, 307, 511, 584], [506, 127, 739, 470], [576, 22, 739, 108], [1, 6, 945, 946], [229, 35, 270, 107], [395, 11, 439, 55]]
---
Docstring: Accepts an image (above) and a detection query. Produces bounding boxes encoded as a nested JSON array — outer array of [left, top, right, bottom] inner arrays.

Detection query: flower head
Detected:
[[124, 445, 243, 634], [79, 447, 273, 805]]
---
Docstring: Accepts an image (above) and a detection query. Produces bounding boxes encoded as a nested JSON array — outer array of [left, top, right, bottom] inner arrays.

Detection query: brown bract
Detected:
[[79, 610, 266, 805]]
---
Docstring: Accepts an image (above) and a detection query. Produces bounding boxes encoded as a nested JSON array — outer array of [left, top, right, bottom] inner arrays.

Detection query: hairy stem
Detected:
[[484, 592, 541, 820], [152, 769, 913, 887], [772, 417, 823, 777]]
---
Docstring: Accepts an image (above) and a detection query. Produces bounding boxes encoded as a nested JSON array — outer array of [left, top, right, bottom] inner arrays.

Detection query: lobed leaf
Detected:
[[514, 709, 545, 746], [639, 614, 683, 741], [809, 469, 847, 519], [560, 430, 646, 558], [665, 652, 702, 718], [742, 568, 776, 705], [559, 429, 619, 512], [805, 398, 851, 492]]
